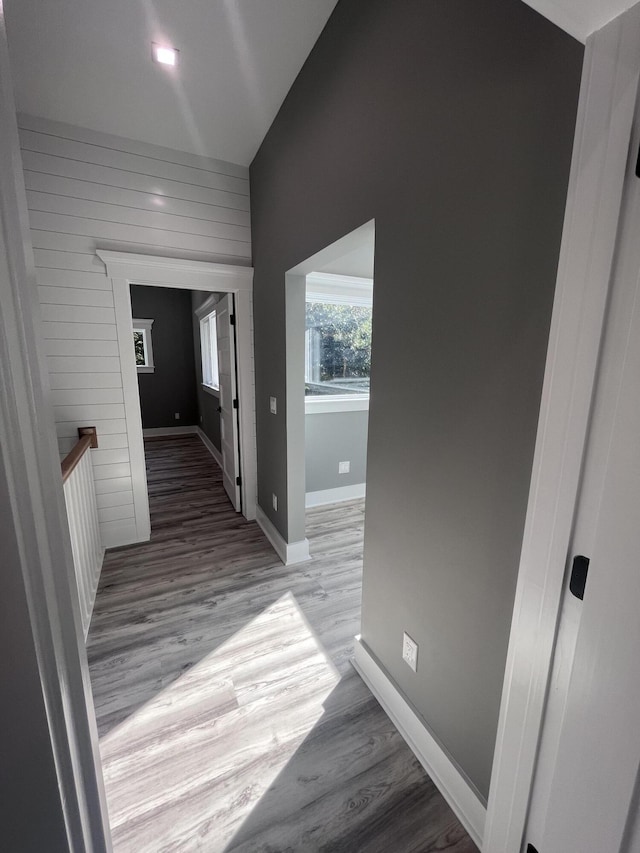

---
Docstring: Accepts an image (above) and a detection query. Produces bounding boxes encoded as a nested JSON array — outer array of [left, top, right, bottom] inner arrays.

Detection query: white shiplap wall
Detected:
[[19, 114, 251, 548]]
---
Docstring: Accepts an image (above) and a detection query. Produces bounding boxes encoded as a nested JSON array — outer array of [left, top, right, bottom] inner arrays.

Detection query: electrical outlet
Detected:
[[338, 460, 350, 474], [270, 396, 277, 415], [174, 412, 180, 420], [402, 632, 418, 672], [272, 493, 278, 512]]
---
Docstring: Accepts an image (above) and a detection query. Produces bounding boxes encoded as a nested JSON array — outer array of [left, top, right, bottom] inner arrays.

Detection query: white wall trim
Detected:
[[132, 317, 155, 373], [305, 396, 369, 414], [142, 425, 198, 437], [484, 7, 640, 852], [353, 638, 486, 849], [305, 271, 373, 306], [97, 250, 257, 543], [0, 32, 111, 850], [306, 483, 366, 507], [197, 427, 223, 469], [285, 221, 376, 546], [194, 292, 221, 320], [256, 504, 311, 565], [98, 251, 254, 286]]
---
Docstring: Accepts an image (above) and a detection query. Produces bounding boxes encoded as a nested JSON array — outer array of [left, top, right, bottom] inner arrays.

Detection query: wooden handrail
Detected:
[[61, 426, 98, 484]]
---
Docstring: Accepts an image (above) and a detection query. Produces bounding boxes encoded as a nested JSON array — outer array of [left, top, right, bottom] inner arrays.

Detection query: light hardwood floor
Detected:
[[87, 435, 478, 853]]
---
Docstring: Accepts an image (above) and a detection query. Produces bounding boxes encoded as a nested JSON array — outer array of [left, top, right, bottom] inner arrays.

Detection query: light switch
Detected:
[[270, 396, 277, 414]]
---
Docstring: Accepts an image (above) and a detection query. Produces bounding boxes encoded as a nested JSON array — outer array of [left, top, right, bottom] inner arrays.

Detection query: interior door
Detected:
[[216, 294, 241, 512], [525, 113, 640, 852]]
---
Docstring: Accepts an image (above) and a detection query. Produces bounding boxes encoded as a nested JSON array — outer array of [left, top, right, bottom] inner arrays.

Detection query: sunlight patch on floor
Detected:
[[100, 591, 340, 852]]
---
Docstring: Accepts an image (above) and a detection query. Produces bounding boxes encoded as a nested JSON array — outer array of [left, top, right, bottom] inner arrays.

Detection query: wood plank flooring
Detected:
[[87, 435, 478, 853]]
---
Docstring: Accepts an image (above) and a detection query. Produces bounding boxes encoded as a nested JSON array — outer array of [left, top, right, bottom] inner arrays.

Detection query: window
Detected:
[[305, 273, 373, 412], [200, 309, 219, 391], [133, 318, 154, 373]]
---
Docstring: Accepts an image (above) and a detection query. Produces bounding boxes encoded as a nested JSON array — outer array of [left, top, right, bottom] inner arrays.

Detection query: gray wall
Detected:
[[306, 410, 368, 492], [192, 290, 222, 451], [130, 285, 198, 429], [0, 452, 69, 852], [250, 0, 583, 797]]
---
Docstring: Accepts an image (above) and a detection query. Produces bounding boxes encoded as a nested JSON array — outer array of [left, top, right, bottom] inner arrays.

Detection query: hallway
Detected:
[[87, 436, 477, 852]]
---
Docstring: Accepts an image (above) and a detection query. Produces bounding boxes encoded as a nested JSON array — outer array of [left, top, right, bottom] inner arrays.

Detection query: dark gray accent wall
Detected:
[[0, 452, 69, 852], [130, 285, 198, 429], [192, 290, 222, 451], [250, 0, 583, 797], [306, 410, 368, 492]]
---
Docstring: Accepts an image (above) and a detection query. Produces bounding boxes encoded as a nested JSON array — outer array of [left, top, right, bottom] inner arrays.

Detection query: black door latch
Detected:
[[569, 555, 590, 600]]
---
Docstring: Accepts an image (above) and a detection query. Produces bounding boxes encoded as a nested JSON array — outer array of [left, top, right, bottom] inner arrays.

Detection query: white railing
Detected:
[[61, 427, 104, 638]]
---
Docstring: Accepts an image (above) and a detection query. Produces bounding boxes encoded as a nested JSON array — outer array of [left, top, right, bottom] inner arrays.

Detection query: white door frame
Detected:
[[97, 251, 257, 539], [0, 20, 112, 849], [214, 293, 242, 511], [484, 6, 640, 851], [283, 220, 375, 552]]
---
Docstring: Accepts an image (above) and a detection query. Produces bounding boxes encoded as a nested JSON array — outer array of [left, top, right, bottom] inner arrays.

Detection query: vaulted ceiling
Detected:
[[5, 0, 638, 167], [5, 0, 338, 166]]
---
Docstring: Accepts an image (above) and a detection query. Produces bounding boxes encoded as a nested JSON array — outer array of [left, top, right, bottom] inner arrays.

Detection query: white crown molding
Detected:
[[306, 271, 373, 305], [96, 250, 254, 289], [194, 292, 221, 320], [306, 271, 373, 289]]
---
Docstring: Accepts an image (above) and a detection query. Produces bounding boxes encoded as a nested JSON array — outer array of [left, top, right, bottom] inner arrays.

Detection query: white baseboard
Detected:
[[305, 482, 366, 507], [100, 519, 146, 549], [142, 425, 198, 437], [353, 637, 486, 849], [255, 504, 311, 566], [196, 427, 223, 469]]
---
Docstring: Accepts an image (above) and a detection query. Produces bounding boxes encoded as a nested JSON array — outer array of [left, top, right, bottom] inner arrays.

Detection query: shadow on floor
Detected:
[[221, 669, 478, 853], [88, 437, 475, 852]]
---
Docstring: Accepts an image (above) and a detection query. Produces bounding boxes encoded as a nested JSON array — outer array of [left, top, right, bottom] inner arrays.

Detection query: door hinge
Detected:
[[526, 845, 540, 853], [233, 398, 238, 409], [230, 313, 236, 326], [236, 476, 242, 486], [569, 555, 590, 600]]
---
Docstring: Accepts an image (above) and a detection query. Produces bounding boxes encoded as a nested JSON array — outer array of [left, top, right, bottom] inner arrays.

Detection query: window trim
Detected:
[[133, 318, 154, 373], [305, 272, 373, 414], [305, 395, 369, 414], [196, 295, 220, 392]]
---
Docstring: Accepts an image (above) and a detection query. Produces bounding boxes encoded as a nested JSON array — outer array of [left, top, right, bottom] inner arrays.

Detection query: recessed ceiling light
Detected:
[[152, 43, 178, 67]]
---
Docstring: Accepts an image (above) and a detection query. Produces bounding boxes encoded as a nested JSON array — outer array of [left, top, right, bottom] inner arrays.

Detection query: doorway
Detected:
[[97, 251, 257, 544], [302, 227, 374, 510], [283, 221, 375, 552], [129, 283, 242, 518]]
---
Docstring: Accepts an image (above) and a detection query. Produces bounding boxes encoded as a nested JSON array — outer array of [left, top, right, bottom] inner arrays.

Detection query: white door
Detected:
[[525, 113, 640, 852], [216, 294, 241, 511]]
